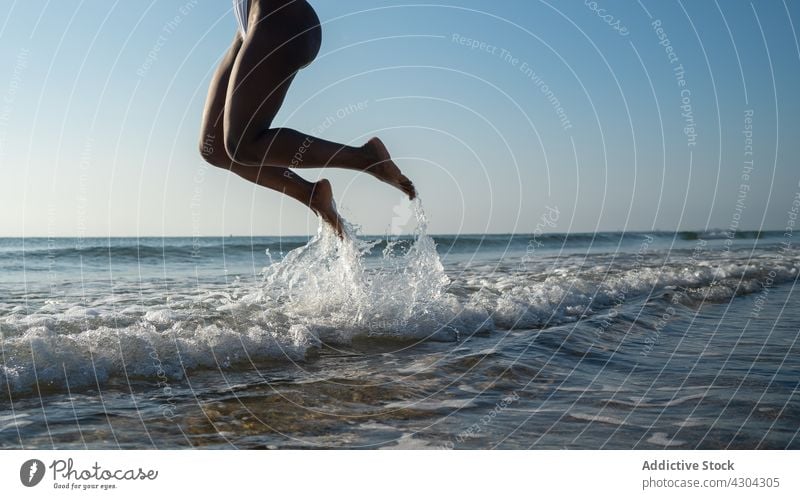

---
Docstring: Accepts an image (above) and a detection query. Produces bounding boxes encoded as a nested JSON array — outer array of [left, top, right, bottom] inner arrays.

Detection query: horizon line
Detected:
[[0, 228, 787, 239]]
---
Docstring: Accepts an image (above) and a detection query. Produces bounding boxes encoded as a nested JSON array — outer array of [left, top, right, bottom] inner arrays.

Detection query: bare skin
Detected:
[[199, 0, 415, 237]]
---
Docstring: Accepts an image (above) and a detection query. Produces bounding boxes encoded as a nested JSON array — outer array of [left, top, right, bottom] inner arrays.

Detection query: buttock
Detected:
[[253, 0, 322, 71]]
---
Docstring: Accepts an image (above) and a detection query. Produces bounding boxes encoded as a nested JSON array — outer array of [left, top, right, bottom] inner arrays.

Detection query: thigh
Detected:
[[223, 0, 321, 146], [200, 33, 242, 161], [223, 31, 296, 150]]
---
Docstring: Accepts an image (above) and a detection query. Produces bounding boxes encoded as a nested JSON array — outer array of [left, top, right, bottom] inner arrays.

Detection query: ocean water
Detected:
[[1, 204, 798, 449]]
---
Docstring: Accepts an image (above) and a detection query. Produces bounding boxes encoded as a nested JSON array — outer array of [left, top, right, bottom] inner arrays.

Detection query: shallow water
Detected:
[[1, 206, 798, 448]]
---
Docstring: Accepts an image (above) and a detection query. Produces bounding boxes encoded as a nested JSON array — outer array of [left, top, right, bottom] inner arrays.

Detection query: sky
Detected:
[[0, 0, 798, 237]]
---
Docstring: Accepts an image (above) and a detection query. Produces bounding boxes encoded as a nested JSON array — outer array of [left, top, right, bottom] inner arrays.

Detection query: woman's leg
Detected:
[[199, 33, 343, 233], [223, 0, 416, 199]]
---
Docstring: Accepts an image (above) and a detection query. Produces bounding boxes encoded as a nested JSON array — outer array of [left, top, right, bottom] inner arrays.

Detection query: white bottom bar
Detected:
[[1, 450, 797, 498]]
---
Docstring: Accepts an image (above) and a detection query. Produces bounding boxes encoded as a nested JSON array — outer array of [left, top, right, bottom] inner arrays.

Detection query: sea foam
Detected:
[[2, 205, 799, 397], [0, 201, 487, 395]]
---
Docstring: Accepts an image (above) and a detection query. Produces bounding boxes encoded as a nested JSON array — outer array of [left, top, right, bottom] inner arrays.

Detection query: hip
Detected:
[[254, 0, 322, 68]]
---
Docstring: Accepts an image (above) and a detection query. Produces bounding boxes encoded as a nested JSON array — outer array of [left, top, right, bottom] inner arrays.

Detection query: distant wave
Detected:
[[432, 230, 777, 251], [0, 242, 309, 263], [674, 230, 770, 241], [0, 230, 782, 262]]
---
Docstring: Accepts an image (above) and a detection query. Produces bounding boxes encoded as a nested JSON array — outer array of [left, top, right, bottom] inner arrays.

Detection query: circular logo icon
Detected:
[[20, 459, 45, 487]]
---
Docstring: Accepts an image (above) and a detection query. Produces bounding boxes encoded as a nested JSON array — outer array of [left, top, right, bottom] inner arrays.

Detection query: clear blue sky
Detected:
[[1, 0, 798, 237]]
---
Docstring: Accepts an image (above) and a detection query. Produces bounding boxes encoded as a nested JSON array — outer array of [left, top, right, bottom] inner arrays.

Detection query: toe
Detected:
[[404, 181, 417, 199]]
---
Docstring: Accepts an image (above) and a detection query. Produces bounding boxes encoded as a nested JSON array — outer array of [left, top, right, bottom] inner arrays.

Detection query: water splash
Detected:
[[244, 199, 488, 344]]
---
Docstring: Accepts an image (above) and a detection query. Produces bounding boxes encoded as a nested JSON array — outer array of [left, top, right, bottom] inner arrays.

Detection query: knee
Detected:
[[224, 130, 265, 166], [199, 133, 232, 168], [223, 134, 248, 165]]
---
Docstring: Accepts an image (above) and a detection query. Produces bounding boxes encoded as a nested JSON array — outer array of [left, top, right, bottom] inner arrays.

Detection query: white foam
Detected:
[[143, 309, 175, 324], [604, 392, 706, 408], [647, 432, 686, 447], [383, 399, 477, 411], [569, 411, 633, 427], [0, 321, 317, 394], [674, 418, 705, 428], [2, 212, 798, 397], [381, 433, 437, 449], [241, 200, 490, 343], [0, 420, 32, 433], [469, 254, 800, 328], [1, 202, 485, 395]]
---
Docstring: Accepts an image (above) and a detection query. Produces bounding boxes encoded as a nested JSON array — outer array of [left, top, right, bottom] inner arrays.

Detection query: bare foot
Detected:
[[309, 179, 344, 238], [362, 137, 417, 200]]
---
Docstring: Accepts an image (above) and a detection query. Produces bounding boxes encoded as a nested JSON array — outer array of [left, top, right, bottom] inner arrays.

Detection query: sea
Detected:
[[1, 203, 798, 449]]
